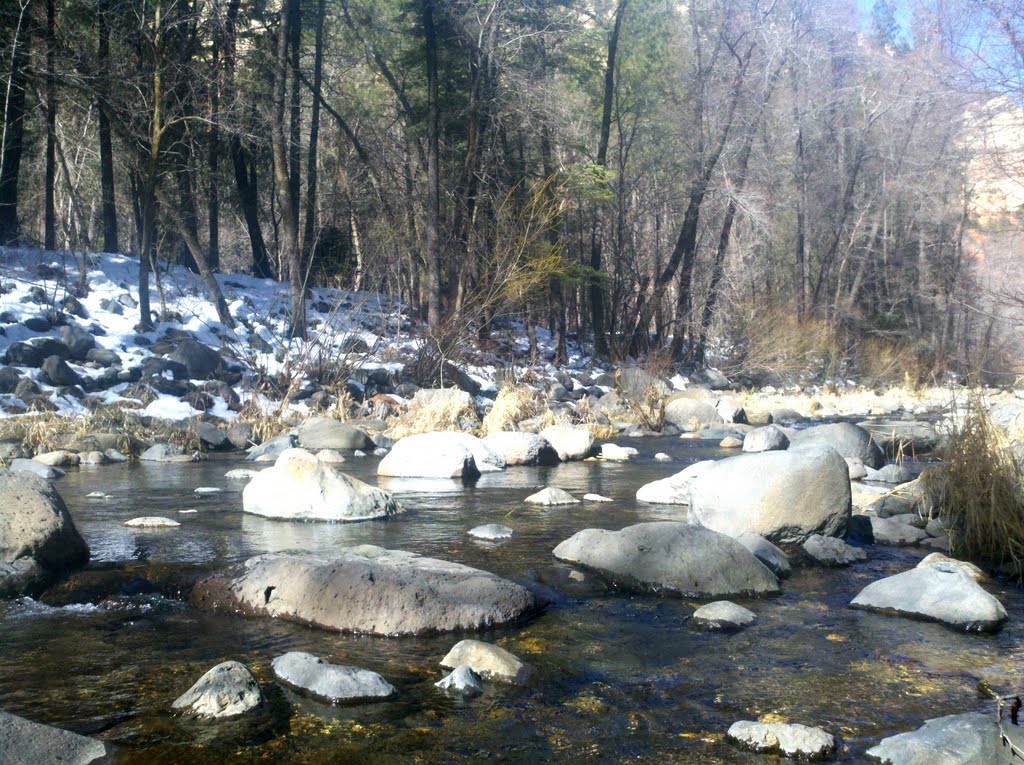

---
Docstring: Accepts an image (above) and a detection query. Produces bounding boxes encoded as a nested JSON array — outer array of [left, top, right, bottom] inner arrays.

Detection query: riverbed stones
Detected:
[[869, 516, 929, 546], [140, 442, 184, 462], [524, 487, 579, 505], [171, 660, 263, 719], [850, 564, 1007, 632], [440, 639, 528, 682], [0, 710, 107, 764], [635, 460, 714, 505], [191, 547, 540, 636], [742, 424, 790, 453], [552, 522, 779, 598], [719, 436, 743, 448], [435, 665, 483, 697], [0, 472, 89, 597], [481, 431, 558, 466], [865, 712, 1020, 764], [539, 425, 595, 461], [737, 534, 792, 578], [9, 458, 64, 479], [296, 417, 374, 451], [123, 517, 180, 528], [41, 355, 82, 387], [244, 448, 401, 522], [727, 720, 835, 761], [468, 524, 517, 541], [692, 601, 756, 631], [688, 447, 851, 544], [802, 534, 868, 566], [788, 422, 885, 469], [272, 651, 394, 703]]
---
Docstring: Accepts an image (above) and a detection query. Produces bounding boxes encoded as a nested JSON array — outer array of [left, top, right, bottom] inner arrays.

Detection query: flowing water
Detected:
[[1, 436, 1022, 763]]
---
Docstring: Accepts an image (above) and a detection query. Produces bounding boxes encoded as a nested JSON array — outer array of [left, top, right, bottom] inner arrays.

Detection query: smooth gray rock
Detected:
[[635, 460, 715, 505], [194, 421, 229, 450], [663, 396, 723, 432], [272, 651, 394, 702], [378, 432, 504, 479], [552, 522, 779, 598], [866, 712, 1020, 764], [865, 463, 914, 484], [615, 367, 671, 402], [440, 639, 527, 682], [192, 548, 540, 636], [742, 424, 790, 453], [770, 407, 803, 425], [171, 660, 263, 718], [869, 516, 929, 546], [689, 447, 851, 545], [168, 338, 224, 379], [0, 710, 106, 764], [692, 600, 756, 630], [139, 443, 184, 462], [788, 422, 885, 469], [737, 534, 792, 578], [851, 564, 1007, 632], [803, 534, 868, 566], [728, 720, 835, 760], [41, 355, 82, 386], [243, 448, 402, 522], [468, 524, 517, 541], [0, 472, 88, 597], [481, 432, 558, 466], [59, 325, 96, 360], [435, 665, 483, 697], [9, 458, 63, 480], [246, 433, 296, 462], [85, 348, 120, 367], [297, 418, 373, 450], [524, 487, 579, 505], [538, 425, 595, 461], [863, 419, 942, 456]]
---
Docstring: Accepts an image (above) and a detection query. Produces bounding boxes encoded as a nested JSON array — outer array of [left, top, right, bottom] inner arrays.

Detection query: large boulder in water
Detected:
[[635, 460, 714, 505], [0, 710, 107, 764], [171, 660, 264, 719], [242, 448, 402, 522], [296, 417, 374, 450], [663, 396, 723, 432], [788, 422, 885, 469], [850, 564, 1007, 633], [866, 712, 1022, 765], [688, 447, 851, 545], [552, 522, 779, 598], [481, 431, 558, 466], [539, 425, 595, 461], [378, 431, 504, 479], [191, 546, 540, 636], [0, 472, 89, 597]]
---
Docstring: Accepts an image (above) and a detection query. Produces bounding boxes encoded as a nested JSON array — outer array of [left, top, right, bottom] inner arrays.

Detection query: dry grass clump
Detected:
[[236, 398, 296, 445], [926, 390, 1024, 577], [482, 385, 546, 434], [723, 304, 841, 382], [854, 337, 933, 389], [387, 392, 479, 439]]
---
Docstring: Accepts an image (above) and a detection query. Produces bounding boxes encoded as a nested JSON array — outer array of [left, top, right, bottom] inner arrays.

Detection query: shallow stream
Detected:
[[2, 436, 1021, 763]]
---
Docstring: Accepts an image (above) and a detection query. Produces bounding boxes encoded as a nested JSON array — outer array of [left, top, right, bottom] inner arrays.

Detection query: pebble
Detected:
[[123, 517, 181, 528]]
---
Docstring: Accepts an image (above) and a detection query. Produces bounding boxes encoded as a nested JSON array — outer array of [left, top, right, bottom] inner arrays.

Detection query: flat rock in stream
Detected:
[[552, 522, 779, 598], [866, 712, 1022, 764], [0, 710, 107, 764], [851, 564, 1007, 632], [171, 660, 264, 719], [440, 639, 527, 683], [191, 547, 541, 636], [727, 720, 835, 760], [272, 651, 394, 702]]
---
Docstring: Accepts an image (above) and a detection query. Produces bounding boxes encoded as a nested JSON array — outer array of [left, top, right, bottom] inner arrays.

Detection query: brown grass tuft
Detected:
[[387, 392, 479, 439], [482, 385, 546, 434]]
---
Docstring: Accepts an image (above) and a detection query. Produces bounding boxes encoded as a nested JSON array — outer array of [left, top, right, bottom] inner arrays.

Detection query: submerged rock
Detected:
[[435, 664, 483, 697], [803, 534, 867, 567], [553, 522, 779, 598], [272, 651, 394, 703], [851, 564, 1007, 632], [0, 710, 107, 764], [192, 548, 540, 636], [689, 447, 851, 544], [468, 524, 517, 541], [440, 639, 527, 683], [123, 517, 180, 528], [692, 601, 756, 631], [171, 660, 263, 719], [727, 720, 835, 761], [524, 487, 579, 505], [243, 448, 401, 522]]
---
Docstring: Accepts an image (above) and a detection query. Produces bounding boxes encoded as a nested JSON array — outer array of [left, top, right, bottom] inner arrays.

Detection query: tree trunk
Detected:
[[44, 0, 57, 250], [208, 27, 220, 270], [423, 0, 442, 331], [589, 0, 628, 358], [0, 5, 29, 244], [302, 0, 325, 262], [97, 0, 118, 253]]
